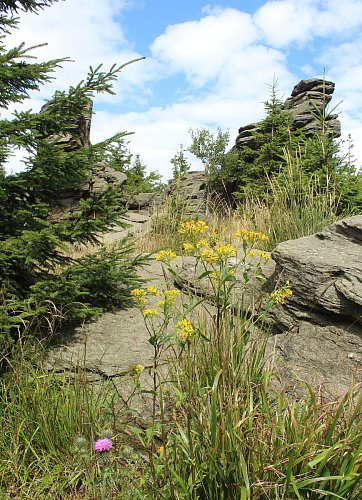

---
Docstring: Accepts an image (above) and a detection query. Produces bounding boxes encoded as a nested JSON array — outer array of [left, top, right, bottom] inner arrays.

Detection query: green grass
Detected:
[[0, 159, 360, 497]]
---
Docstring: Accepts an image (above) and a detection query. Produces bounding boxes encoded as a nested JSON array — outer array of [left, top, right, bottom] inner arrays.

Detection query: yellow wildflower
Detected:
[[201, 248, 218, 264], [196, 239, 209, 250], [147, 286, 160, 296], [235, 229, 269, 242], [215, 244, 237, 259], [134, 364, 145, 375], [258, 250, 271, 260], [248, 250, 271, 260], [158, 300, 165, 308], [143, 308, 159, 317], [178, 220, 208, 236], [165, 289, 181, 303], [131, 288, 147, 306], [183, 242, 195, 253], [155, 249, 177, 263], [270, 281, 293, 305], [175, 319, 194, 340]]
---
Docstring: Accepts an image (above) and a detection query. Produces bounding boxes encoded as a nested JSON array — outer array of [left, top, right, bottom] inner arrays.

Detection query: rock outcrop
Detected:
[[40, 99, 92, 151], [264, 216, 361, 397], [166, 171, 208, 215], [235, 78, 341, 151], [40, 99, 127, 213], [126, 171, 208, 216]]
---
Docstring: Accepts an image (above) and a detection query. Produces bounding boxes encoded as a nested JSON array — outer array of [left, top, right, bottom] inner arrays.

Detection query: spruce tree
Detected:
[[0, 1, 147, 350]]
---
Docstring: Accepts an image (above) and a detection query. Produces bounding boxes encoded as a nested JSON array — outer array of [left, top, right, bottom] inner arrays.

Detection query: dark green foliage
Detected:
[[0, 11, 148, 352], [29, 239, 149, 320], [170, 143, 191, 181], [106, 139, 164, 195], [0, 0, 61, 13]]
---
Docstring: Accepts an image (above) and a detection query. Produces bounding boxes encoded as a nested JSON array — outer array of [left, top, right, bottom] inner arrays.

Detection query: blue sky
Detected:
[[5, 0, 362, 179]]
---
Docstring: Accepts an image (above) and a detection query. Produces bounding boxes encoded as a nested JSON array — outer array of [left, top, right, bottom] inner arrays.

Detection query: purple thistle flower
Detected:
[[94, 438, 113, 452]]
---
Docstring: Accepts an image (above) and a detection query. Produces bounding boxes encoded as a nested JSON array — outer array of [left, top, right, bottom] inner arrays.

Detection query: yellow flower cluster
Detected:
[[131, 288, 147, 306], [144, 308, 159, 317], [165, 289, 181, 303], [196, 239, 209, 250], [215, 244, 237, 258], [235, 229, 269, 242], [183, 242, 195, 253], [178, 220, 208, 236], [155, 249, 177, 263], [248, 250, 271, 260], [270, 282, 293, 304], [147, 286, 160, 296], [157, 289, 181, 309], [175, 319, 194, 340], [134, 364, 145, 375], [201, 248, 218, 264]]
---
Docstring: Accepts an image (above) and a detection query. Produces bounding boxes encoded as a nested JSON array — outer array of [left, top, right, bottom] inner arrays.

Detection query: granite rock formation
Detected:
[[41, 99, 127, 213], [166, 171, 207, 215], [126, 171, 208, 216], [40, 99, 92, 151], [265, 215, 361, 397], [235, 78, 341, 151]]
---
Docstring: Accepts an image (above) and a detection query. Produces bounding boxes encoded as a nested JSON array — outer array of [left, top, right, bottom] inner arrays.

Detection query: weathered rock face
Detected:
[[235, 78, 341, 151], [127, 171, 208, 216], [87, 162, 127, 193], [166, 171, 207, 215], [41, 99, 127, 212], [268, 216, 361, 331], [40, 99, 92, 151], [264, 216, 362, 397], [126, 192, 164, 211]]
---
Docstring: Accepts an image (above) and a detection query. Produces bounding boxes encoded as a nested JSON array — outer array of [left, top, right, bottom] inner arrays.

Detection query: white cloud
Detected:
[[151, 8, 258, 86], [6, 0, 147, 103], [254, 0, 317, 47], [314, 0, 362, 37], [254, 0, 362, 48]]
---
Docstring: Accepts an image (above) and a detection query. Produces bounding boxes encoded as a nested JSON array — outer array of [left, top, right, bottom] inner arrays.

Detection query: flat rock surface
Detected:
[[47, 259, 165, 371], [46, 257, 189, 419]]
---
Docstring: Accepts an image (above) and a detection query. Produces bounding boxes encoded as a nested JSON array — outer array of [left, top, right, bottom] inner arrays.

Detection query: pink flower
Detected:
[[94, 438, 113, 452]]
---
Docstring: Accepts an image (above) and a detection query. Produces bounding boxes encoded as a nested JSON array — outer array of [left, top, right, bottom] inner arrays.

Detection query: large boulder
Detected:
[[265, 216, 362, 397], [166, 171, 208, 215]]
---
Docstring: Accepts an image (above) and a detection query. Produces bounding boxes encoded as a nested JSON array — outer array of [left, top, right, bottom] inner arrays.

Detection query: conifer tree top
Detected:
[[0, 0, 61, 13]]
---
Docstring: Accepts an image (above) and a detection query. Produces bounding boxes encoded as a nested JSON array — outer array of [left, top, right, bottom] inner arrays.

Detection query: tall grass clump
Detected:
[[0, 343, 133, 498], [237, 146, 348, 249], [130, 220, 362, 499]]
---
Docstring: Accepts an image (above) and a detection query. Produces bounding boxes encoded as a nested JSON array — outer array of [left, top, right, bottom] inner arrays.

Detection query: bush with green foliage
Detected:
[[170, 143, 191, 181], [0, 0, 148, 352], [106, 139, 164, 196]]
